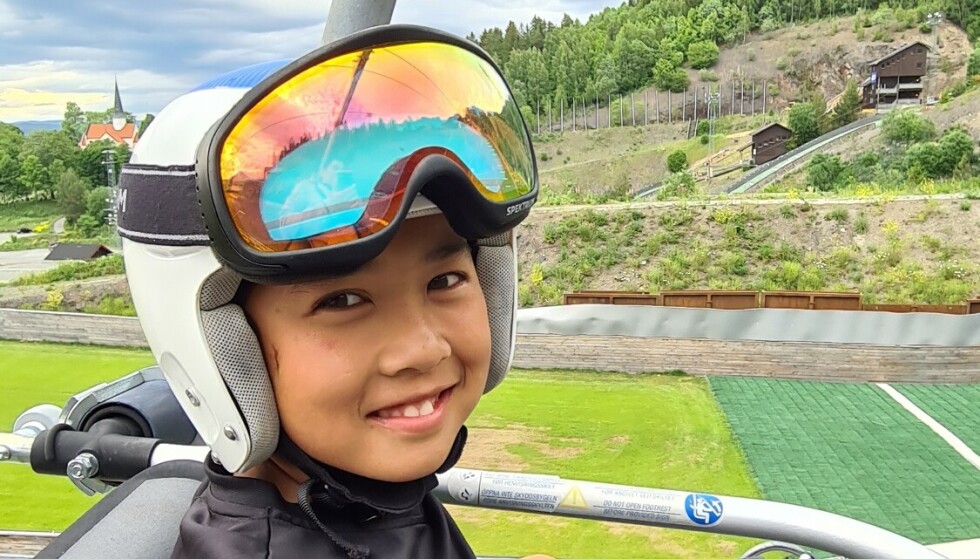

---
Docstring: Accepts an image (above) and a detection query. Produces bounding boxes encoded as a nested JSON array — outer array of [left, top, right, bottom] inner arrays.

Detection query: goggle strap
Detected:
[[117, 164, 210, 246]]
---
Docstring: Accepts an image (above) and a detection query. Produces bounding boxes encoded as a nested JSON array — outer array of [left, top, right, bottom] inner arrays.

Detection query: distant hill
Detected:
[[9, 120, 61, 134]]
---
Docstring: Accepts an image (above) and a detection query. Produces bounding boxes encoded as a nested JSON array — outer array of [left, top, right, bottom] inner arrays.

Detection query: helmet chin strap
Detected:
[[274, 426, 468, 558], [276, 425, 468, 512]]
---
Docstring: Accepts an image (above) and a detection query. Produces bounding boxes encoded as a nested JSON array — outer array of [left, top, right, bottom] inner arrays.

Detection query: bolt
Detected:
[[185, 389, 201, 407], [223, 425, 238, 441], [0, 445, 10, 461], [67, 453, 100, 481]]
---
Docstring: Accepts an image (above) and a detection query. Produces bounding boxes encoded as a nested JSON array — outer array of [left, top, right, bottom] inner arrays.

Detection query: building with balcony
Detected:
[[860, 42, 930, 110]]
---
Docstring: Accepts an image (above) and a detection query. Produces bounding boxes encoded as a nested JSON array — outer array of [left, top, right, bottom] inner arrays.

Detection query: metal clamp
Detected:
[[66, 452, 109, 496]]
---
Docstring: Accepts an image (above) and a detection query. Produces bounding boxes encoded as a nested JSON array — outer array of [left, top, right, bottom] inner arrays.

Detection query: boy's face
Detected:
[[243, 213, 491, 482]]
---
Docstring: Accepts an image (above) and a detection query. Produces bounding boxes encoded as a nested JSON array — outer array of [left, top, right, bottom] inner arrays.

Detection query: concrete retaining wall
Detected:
[[513, 334, 980, 383], [0, 309, 147, 347], [2, 309, 978, 382]]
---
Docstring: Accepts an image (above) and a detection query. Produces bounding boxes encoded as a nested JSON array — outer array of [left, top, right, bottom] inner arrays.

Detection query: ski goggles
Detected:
[[197, 25, 538, 283]]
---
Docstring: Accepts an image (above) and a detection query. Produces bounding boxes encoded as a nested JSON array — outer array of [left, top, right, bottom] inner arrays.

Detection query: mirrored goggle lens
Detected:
[[218, 41, 534, 252]]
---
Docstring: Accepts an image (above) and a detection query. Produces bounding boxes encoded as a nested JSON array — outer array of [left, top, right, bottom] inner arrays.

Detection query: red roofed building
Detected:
[[79, 79, 139, 148]]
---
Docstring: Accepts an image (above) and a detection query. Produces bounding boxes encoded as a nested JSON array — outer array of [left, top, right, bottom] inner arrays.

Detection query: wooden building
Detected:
[[750, 123, 793, 165], [861, 42, 930, 110]]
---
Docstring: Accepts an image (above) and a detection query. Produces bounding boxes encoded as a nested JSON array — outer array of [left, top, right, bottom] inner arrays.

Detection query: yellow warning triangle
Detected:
[[560, 485, 589, 509]]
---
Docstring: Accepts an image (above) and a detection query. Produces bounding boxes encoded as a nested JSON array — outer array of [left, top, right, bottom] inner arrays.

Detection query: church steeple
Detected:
[[112, 76, 126, 131]]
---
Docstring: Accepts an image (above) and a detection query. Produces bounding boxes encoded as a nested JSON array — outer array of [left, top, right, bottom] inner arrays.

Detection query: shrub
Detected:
[[699, 69, 719, 82], [855, 213, 869, 233], [667, 150, 688, 173], [687, 40, 720, 69]]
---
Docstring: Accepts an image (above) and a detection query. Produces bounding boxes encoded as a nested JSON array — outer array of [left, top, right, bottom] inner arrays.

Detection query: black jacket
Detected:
[[169, 456, 476, 559]]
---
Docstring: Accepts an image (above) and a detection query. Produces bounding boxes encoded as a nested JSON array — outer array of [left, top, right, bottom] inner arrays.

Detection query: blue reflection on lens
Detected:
[[260, 116, 504, 241]]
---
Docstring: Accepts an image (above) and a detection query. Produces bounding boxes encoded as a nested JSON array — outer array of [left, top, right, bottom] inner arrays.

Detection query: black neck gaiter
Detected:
[[275, 426, 468, 558]]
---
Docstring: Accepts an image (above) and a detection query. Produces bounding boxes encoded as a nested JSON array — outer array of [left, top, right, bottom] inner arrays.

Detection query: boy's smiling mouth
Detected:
[[368, 385, 455, 432]]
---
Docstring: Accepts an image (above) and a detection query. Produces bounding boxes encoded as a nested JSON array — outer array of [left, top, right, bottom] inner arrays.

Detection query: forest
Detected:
[[469, 0, 979, 111]]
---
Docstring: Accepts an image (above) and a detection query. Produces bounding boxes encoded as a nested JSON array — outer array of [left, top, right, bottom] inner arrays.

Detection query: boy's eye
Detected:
[[428, 272, 464, 291], [316, 292, 364, 310]]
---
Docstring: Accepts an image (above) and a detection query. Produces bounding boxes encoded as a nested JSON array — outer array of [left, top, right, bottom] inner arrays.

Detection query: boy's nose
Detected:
[[376, 307, 452, 376]]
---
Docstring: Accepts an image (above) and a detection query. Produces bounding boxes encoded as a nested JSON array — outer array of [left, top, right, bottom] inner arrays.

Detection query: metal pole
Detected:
[[656, 91, 660, 123], [536, 99, 540, 134], [549, 97, 553, 131], [667, 90, 671, 123], [740, 81, 744, 115], [572, 98, 576, 132], [752, 81, 756, 115], [693, 89, 698, 122], [731, 81, 736, 116], [321, 0, 396, 44], [595, 96, 599, 129], [630, 93, 635, 126], [644, 90, 648, 124], [762, 80, 767, 114], [560, 101, 564, 132], [607, 94, 612, 128]]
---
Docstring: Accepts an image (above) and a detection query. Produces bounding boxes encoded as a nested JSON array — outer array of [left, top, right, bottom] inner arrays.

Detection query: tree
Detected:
[[806, 154, 846, 191], [55, 168, 90, 224], [787, 103, 820, 147], [687, 40, 720, 69], [667, 150, 689, 173], [18, 154, 47, 198], [882, 110, 936, 146], [0, 122, 25, 159], [137, 114, 155, 137], [62, 102, 87, 143], [653, 59, 689, 92], [937, 128, 976, 176], [968, 46, 980, 77], [20, 130, 78, 171], [832, 79, 862, 128], [0, 152, 22, 201]]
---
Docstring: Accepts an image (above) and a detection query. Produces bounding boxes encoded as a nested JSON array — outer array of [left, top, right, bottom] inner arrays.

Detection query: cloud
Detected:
[[0, 0, 621, 121]]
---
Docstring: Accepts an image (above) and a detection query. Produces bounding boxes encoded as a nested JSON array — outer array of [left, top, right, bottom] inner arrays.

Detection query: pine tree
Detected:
[[832, 79, 862, 128]]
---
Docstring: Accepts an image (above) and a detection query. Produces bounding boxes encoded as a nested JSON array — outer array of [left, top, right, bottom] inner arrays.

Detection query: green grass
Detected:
[[0, 199, 60, 232], [8, 253, 125, 286], [0, 340, 154, 531], [458, 370, 762, 559], [0, 342, 762, 557], [709, 377, 980, 546]]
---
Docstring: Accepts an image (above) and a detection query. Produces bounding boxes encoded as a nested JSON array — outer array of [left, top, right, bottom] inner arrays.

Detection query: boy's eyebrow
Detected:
[[424, 238, 471, 263], [286, 238, 470, 294]]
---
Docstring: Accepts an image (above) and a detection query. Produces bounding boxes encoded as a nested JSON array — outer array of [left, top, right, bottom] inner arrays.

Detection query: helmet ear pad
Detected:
[[196, 230, 518, 470], [199, 269, 280, 471], [474, 231, 518, 394]]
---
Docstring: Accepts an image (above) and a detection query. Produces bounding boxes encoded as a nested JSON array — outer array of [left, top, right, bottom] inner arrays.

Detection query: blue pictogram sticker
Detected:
[[684, 493, 723, 526]]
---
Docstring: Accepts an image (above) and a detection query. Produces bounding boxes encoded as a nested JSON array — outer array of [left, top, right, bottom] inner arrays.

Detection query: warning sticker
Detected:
[[559, 484, 589, 509]]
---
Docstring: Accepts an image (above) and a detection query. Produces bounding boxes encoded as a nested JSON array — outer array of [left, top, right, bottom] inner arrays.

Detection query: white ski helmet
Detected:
[[117, 25, 538, 473]]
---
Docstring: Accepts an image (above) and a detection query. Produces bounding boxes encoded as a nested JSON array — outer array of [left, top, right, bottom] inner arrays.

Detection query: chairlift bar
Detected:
[[433, 468, 949, 559], [320, 0, 397, 45], [0, 428, 951, 559]]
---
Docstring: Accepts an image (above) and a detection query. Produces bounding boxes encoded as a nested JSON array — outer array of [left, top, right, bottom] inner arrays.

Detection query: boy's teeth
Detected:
[[377, 396, 437, 419]]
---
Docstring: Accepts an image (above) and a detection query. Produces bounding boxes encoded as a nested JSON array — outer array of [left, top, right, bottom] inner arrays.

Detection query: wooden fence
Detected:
[[564, 290, 980, 314]]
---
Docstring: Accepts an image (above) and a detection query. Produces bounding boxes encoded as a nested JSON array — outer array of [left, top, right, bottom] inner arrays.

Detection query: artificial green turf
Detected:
[[893, 383, 980, 455], [457, 370, 763, 559], [709, 376, 980, 546], [0, 340, 155, 530]]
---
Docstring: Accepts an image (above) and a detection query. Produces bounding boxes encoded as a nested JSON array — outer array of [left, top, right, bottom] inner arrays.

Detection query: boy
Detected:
[[116, 23, 553, 559]]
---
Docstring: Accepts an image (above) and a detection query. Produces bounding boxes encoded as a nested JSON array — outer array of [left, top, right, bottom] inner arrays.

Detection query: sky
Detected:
[[0, 0, 622, 123]]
